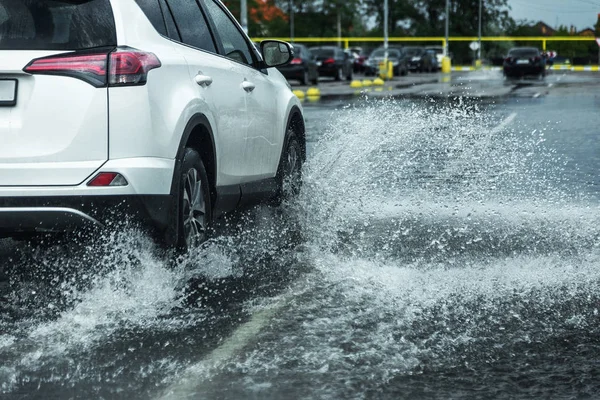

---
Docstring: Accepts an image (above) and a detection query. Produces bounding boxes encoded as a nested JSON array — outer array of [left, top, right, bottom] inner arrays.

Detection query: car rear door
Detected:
[[200, 0, 280, 181], [165, 0, 250, 186], [0, 0, 115, 186]]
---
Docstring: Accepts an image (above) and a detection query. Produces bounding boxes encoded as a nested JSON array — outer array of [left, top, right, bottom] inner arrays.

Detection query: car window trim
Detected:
[[157, 0, 181, 42], [162, 0, 218, 54], [196, 0, 264, 72]]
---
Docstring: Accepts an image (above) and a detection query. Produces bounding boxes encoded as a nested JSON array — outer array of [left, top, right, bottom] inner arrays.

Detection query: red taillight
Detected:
[[109, 49, 161, 86], [24, 53, 108, 87], [323, 58, 335, 65], [290, 57, 303, 65], [88, 173, 128, 187], [23, 47, 161, 87], [504, 57, 513, 63]]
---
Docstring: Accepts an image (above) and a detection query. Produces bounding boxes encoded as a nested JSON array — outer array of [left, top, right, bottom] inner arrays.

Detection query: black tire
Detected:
[[166, 148, 212, 251], [311, 72, 319, 85], [273, 131, 303, 205], [346, 68, 353, 81], [300, 70, 308, 85], [335, 67, 343, 81]]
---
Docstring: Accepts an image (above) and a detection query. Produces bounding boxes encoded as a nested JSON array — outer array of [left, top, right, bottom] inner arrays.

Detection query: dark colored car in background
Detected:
[[277, 43, 319, 85], [364, 47, 408, 77], [309, 45, 353, 81], [405, 46, 436, 72], [348, 47, 373, 73], [503, 47, 546, 79]]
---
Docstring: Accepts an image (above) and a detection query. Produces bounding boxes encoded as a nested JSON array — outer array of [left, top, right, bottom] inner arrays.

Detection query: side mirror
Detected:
[[260, 40, 294, 67]]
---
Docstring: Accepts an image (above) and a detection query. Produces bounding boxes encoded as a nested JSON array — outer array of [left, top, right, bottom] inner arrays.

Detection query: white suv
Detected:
[[0, 0, 305, 249]]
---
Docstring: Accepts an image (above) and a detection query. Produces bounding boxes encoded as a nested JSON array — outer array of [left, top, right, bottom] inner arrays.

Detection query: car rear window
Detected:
[[311, 48, 334, 57], [0, 0, 116, 50], [509, 49, 539, 58], [372, 49, 400, 58], [405, 48, 423, 56]]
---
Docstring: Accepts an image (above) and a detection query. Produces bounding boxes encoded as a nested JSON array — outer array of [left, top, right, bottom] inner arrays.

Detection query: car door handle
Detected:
[[195, 74, 213, 87], [241, 80, 255, 93]]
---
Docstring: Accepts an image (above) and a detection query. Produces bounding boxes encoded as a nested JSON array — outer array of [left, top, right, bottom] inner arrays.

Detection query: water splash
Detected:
[[179, 98, 600, 399]]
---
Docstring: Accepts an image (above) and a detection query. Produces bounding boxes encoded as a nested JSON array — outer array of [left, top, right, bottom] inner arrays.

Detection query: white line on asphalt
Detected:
[[490, 112, 517, 135], [157, 281, 310, 400]]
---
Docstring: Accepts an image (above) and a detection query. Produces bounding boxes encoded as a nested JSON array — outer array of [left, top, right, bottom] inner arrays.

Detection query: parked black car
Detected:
[[364, 47, 408, 77], [503, 47, 546, 79], [308, 46, 353, 81], [404, 46, 436, 72], [277, 43, 319, 85]]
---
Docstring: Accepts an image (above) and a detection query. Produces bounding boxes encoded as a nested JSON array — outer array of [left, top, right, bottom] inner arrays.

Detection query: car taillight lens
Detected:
[[24, 53, 108, 87], [23, 47, 161, 88], [323, 58, 335, 65], [109, 49, 161, 86], [290, 57, 303, 65]]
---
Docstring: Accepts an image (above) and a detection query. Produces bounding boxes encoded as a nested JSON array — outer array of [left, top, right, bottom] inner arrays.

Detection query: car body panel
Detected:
[[309, 46, 353, 80], [277, 44, 318, 84], [0, 0, 304, 236], [503, 47, 546, 78], [0, 50, 109, 186]]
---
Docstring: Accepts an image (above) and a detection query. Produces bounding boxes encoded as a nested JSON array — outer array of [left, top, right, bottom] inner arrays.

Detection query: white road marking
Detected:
[[157, 281, 310, 399], [490, 112, 517, 135]]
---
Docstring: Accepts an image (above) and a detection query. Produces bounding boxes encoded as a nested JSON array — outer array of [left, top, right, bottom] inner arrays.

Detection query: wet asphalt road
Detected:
[[1, 70, 600, 399]]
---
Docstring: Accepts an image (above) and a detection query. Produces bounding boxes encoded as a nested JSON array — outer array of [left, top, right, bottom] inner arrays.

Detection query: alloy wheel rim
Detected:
[[182, 167, 206, 247], [282, 142, 301, 199]]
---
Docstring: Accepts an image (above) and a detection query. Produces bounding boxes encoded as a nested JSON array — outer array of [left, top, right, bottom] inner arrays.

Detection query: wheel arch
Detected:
[[171, 113, 217, 206], [285, 105, 306, 162]]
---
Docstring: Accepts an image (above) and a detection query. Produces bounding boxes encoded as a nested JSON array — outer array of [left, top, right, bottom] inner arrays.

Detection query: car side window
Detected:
[[200, 0, 255, 66], [164, 0, 216, 53], [158, 0, 181, 41], [134, 0, 167, 36]]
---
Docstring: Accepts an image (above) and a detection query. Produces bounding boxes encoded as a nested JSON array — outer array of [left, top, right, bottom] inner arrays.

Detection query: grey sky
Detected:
[[508, 0, 600, 30]]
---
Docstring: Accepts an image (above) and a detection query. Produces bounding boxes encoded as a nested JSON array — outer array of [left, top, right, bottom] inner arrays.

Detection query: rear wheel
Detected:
[[335, 67, 343, 81], [300, 70, 308, 85], [167, 148, 212, 251], [311, 72, 319, 85], [274, 132, 302, 205]]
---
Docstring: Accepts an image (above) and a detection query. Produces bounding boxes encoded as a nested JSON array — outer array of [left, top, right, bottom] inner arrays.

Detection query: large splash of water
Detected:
[[2, 98, 599, 398], [176, 98, 600, 398]]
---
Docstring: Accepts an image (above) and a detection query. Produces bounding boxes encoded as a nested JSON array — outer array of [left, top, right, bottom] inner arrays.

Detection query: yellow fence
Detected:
[[253, 36, 597, 52]]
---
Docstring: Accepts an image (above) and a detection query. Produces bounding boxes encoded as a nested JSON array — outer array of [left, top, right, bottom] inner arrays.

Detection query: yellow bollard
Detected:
[[362, 79, 373, 87], [378, 60, 394, 80], [306, 87, 321, 97], [293, 90, 305, 100], [475, 59, 482, 70], [441, 56, 452, 74], [373, 78, 385, 86], [350, 80, 363, 88]]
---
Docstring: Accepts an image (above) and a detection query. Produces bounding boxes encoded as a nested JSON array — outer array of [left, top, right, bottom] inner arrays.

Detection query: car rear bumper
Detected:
[[0, 156, 176, 236], [317, 65, 338, 77], [0, 157, 175, 197], [503, 65, 545, 76], [0, 194, 171, 236], [279, 65, 306, 80]]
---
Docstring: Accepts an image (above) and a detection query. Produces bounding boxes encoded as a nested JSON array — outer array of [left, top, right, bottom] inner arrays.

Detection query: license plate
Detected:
[[0, 79, 17, 106], [516, 59, 529, 65]]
